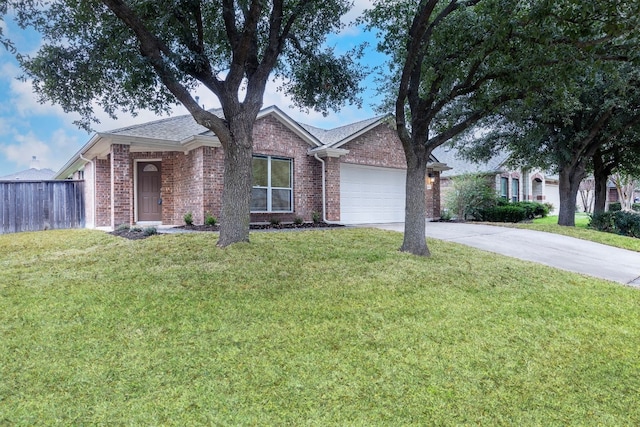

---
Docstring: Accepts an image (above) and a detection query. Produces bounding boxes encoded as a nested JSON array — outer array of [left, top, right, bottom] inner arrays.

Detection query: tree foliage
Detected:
[[3, 0, 364, 246], [460, 62, 640, 226], [445, 173, 496, 221], [363, 0, 639, 255]]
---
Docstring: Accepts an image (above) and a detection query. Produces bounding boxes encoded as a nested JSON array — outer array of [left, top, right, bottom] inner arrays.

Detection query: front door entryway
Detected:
[[137, 162, 162, 222]]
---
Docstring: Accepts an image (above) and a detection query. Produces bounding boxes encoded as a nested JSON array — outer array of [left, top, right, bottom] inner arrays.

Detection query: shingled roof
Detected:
[[0, 168, 56, 181], [106, 108, 223, 141], [432, 145, 509, 178], [300, 115, 389, 147], [56, 106, 448, 178]]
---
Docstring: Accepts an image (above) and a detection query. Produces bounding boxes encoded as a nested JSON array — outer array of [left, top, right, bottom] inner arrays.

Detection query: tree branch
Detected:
[[101, 0, 231, 143]]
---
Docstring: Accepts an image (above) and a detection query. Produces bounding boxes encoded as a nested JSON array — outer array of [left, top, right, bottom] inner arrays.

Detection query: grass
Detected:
[[502, 213, 640, 253], [532, 212, 590, 228], [1, 228, 640, 425]]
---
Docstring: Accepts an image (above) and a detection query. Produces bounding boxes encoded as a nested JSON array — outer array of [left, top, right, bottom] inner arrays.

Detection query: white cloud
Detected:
[[0, 127, 81, 171]]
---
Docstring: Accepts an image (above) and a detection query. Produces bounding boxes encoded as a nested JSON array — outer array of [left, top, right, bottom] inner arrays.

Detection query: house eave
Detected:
[[428, 162, 452, 172], [309, 147, 350, 158], [258, 105, 323, 148]]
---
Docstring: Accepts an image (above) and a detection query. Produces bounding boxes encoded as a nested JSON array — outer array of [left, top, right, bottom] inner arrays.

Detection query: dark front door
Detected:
[[137, 162, 162, 222]]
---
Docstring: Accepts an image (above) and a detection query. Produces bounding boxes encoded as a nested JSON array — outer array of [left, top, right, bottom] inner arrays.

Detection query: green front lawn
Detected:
[[1, 229, 639, 425], [532, 212, 590, 228]]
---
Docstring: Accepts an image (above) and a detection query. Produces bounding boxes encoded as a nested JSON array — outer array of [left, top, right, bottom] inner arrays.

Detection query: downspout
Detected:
[[314, 153, 341, 224], [79, 153, 96, 229]]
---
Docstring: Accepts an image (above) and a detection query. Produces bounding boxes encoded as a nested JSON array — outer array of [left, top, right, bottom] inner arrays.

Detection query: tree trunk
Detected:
[[217, 120, 253, 247], [557, 166, 585, 226], [593, 169, 608, 214], [400, 156, 430, 256]]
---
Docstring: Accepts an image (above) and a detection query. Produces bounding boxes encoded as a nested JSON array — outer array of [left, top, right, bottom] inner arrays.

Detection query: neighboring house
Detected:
[[432, 145, 559, 213], [0, 167, 56, 181], [56, 106, 450, 229]]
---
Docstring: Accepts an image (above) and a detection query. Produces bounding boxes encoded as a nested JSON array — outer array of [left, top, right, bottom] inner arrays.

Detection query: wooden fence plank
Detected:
[[0, 181, 85, 234]]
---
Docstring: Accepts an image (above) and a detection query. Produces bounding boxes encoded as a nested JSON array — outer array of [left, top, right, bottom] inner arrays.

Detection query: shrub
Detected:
[[116, 223, 130, 231], [609, 202, 622, 212], [143, 226, 158, 236], [183, 212, 194, 226], [445, 173, 498, 220], [440, 209, 452, 221], [269, 217, 281, 226], [293, 216, 304, 225], [204, 212, 217, 226], [589, 211, 640, 238], [634, 203, 640, 212], [479, 205, 527, 223], [312, 211, 321, 224], [131, 226, 142, 232], [514, 201, 549, 219]]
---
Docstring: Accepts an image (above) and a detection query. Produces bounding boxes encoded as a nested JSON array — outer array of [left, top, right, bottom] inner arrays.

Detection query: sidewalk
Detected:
[[370, 222, 640, 287]]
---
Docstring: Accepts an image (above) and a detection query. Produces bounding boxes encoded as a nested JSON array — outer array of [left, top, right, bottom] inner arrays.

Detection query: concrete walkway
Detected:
[[370, 222, 640, 287]]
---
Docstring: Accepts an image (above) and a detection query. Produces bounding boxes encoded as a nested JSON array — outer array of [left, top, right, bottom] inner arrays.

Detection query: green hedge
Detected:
[[479, 205, 528, 223], [589, 211, 640, 238], [609, 202, 640, 212], [478, 201, 549, 223]]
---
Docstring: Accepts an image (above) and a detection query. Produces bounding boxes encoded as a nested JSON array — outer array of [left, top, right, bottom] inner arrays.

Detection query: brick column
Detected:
[[325, 157, 341, 221], [111, 144, 132, 228], [95, 158, 111, 227]]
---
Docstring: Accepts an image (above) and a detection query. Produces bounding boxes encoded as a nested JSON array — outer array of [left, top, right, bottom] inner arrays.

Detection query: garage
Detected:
[[340, 163, 406, 224], [545, 182, 560, 215]]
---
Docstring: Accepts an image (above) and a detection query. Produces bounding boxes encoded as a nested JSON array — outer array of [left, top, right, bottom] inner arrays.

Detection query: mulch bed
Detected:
[[109, 228, 157, 241], [110, 222, 342, 240]]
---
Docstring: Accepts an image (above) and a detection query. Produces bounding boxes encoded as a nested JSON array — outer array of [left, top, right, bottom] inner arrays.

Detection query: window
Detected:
[[251, 156, 293, 212], [500, 177, 508, 199], [511, 178, 519, 202]]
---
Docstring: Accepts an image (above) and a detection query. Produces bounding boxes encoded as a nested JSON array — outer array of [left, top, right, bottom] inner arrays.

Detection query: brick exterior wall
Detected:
[[111, 144, 132, 227], [94, 158, 111, 227], [90, 113, 443, 228], [251, 115, 322, 223]]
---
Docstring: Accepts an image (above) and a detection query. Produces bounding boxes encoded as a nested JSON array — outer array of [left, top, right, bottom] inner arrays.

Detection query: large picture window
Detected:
[[251, 156, 293, 212]]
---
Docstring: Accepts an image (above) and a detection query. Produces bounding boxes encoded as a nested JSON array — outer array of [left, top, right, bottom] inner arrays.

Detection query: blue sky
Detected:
[[0, 0, 385, 176]]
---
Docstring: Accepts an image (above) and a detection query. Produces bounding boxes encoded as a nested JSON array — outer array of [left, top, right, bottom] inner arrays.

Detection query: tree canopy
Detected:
[[363, 0, 640, 254], [460, 62, 640, 225]]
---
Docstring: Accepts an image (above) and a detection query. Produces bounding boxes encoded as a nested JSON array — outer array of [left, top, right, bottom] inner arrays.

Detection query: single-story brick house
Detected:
[[55, 106, 449, 228]]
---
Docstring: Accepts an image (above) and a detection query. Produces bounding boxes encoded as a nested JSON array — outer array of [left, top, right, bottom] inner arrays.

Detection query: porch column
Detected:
[[324, 157, 341, 222], [111, 144, 132, 228]]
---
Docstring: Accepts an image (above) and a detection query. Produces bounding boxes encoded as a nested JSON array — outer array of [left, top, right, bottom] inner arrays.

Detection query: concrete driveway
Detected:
[[369, 222, 640, 287]]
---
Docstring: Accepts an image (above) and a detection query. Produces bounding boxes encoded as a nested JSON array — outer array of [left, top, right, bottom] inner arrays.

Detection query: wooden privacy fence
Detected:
[[0, 180, 85, 234]]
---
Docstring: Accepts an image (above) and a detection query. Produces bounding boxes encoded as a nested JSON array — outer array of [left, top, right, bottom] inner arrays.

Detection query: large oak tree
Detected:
[[4, 0, 363, 246], [366, 0, 640, 255], [466, 64, 640, 226]]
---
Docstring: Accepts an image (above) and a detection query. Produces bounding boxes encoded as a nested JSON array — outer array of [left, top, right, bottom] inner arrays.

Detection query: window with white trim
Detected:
[[500, 177, 508, 199], [251, 156, 293, 212], [511, 178, 519, 202]]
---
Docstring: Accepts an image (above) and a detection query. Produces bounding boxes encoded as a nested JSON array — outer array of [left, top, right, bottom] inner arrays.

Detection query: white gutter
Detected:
[[79, 153, 96, 229], [314, 153, 341, 225]]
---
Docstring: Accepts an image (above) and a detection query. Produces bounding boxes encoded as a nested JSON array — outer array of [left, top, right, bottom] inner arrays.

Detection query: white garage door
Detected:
[[545, 183, 560, 214], [340, 164, 406, 224]]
